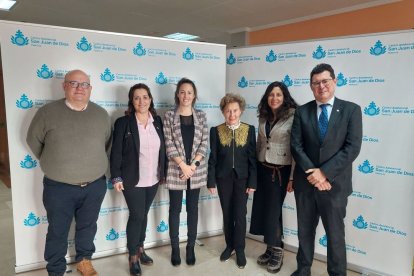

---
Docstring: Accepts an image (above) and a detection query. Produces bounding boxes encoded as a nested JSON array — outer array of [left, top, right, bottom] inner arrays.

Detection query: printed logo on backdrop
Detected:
[[182, 47, 220, 61], [37, 64, 54, 79], [194, 102, 220, 110], [11, 30, 29, 46], [283, 227, 298, 238], [265, 49, 306, 62], [154, 102, 175, 109], [319, 234, 328, 247], [358, 159, 414, 177], [312, 45, 362, 59], [99, 206, 128, 217], [281, 75, 309, 87], [369, 40, 414, 55], [16, 94, 33, 109], [199, 193, 219, 201], [11, 30, 69, 48], [352, 215, 407, 237], [105, 228, 126, 241], [351, 191, 373, 200], [100, 68, 147, 83], [227, 53, 236, 65], [154, 72, 181, 85], [75, 36, 126, 53], [336, 73, 348, 87], [150, 199, 170, 209], [182, 198, 186, 205], [318, 235, 367, 255], [20, 155, 37, 169], [282, 203, 295, 211], [106, 179, 114, 190], [370, 40, 387, 56], [23, 212, 48, 227], [132, 42, 176, 58], [363, 101, 414, 117], [156, 220, 169, 232], [362, 135, 379, 144]]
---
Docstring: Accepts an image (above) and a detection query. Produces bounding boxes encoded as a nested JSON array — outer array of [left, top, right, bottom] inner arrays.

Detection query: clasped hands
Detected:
[[305, 168, 332, 191], [179, 163, 197, 180]]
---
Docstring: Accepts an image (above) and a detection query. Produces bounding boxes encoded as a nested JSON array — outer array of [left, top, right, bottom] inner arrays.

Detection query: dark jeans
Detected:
[[42, 176, 106, 275], [168, 188, 200, 247], [217, 170, 248, 251], [123, 183, 159, 256]]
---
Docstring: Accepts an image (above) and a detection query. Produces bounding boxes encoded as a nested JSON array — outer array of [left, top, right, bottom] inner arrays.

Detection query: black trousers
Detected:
[[123, 183, 159, 256], [42, 176, 106, 275], [251, 163, 290, 246], [168, 187, 200, 247], [294, 189, 348, 276], [216, 169, 248, 251]]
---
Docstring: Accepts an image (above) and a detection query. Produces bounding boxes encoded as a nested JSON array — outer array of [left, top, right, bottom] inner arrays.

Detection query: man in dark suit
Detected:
[[290, 63, 362, 276]]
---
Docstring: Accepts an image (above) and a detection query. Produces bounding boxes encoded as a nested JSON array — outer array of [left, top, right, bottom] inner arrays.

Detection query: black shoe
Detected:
[[257, 246, 272, 265], [267, 247, 283, 273], [186, 245, 196, 265], [171, 247, 181, 266], [129, 255, 142, 276], [290, 268, 311, 276], [220, 246, 234, 262], [236, 250, 246, 269], [138, 247, 154, 265]]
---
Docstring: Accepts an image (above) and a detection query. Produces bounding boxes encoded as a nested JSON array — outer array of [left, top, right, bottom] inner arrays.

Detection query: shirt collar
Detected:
[[65, 100, 88, 111], [316, 97, 335, 108], [137, 112, 154, 125]]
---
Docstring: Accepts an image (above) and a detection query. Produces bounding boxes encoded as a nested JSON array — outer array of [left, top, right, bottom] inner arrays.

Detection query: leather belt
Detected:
[[261, 162, 285, 185]]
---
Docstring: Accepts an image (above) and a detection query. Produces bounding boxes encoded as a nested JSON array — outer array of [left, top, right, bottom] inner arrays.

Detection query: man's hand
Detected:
[[306, 168, 327, 186], [314, 179, 332, 191]]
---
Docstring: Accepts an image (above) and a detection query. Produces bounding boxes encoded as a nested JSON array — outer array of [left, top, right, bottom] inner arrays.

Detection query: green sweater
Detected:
[[26, 99, 112, 184]]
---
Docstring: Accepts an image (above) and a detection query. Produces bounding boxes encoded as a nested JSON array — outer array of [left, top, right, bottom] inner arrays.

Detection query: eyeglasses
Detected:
[[311, 78, 332, 88], [65, 81, 91, 89]]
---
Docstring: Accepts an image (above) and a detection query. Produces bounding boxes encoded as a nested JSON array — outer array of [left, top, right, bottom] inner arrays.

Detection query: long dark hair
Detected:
[[257, 81, 298, 122], [125, 83, 157, 117], [174, 78, 198, 107]]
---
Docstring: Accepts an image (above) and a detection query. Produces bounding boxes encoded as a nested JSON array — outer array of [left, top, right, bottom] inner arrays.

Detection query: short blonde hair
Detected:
[[219, 93, 246, 112]]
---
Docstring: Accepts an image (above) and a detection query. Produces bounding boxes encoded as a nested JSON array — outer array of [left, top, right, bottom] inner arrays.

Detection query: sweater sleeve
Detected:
[[26, 108, 46, 159]]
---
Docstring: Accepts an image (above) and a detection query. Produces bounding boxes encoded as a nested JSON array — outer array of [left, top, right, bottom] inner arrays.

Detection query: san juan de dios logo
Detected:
[[20, 155, 37, 169], [76, 37, 92, 52], [157, 220, 169, 232], [11, 30, 29, 46], [16, 94, 33, 109]]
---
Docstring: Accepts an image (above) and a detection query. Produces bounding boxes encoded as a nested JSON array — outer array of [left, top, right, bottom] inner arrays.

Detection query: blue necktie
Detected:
[[318, 104, 329, 143]]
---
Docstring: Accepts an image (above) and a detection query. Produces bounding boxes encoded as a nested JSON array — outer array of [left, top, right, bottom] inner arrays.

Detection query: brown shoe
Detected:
[[76, 259, 98, 276]]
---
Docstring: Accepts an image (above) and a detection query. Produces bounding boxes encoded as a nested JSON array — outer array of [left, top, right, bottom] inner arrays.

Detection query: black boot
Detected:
[[220, 246, 234, 262], [236, 250, 246, 269], [186, 245, 196, 265], [129, 255, 142, 276], [171, 246, 181, 266], [257, 246, 272, 265], [138, 246, 154, 265]]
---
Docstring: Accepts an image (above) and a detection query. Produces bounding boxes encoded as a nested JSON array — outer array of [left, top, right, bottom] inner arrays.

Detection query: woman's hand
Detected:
[[179, 163, 194, 179], [208, 188, 217, 194], [246, 188, 256, 194], [113, 182, 124, 192], [287, 180, 294, 193]]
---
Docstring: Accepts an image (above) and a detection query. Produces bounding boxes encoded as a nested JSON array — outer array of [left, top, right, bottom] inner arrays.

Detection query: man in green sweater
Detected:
[[26, 69, 112, 276]]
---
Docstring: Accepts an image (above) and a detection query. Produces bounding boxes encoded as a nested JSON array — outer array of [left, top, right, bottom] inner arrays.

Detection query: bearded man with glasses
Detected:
[[26, 70, 112, 276], [290, 63, 362, 276]]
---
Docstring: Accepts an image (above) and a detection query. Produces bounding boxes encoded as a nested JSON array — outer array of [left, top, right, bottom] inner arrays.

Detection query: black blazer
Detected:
[[110, 114, 167, 189], [207, 123, 257, 189], [290, 98, 362, 197]]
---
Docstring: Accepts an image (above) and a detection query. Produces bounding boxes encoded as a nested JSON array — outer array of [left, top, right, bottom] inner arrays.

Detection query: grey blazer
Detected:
[[163, 108, 208, 190]]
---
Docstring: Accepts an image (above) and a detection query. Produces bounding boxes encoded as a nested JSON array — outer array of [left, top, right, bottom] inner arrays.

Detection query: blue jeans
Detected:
[[42, 176, 106, 275]]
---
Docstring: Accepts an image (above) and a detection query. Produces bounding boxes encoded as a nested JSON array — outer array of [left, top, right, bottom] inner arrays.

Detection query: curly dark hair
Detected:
[[257, 81, 298, 122], [125, 83, 157, 117]]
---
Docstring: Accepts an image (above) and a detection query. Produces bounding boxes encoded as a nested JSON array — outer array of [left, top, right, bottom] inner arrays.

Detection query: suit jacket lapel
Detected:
[[129, 114, 140, 156], [309, 101, 320, 140]]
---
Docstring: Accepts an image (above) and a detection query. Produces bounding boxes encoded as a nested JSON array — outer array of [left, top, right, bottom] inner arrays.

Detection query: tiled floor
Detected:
[[0, 181, 361, 276]]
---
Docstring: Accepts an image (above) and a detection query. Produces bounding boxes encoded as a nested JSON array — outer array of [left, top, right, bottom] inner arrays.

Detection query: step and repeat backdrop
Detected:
[[0, 20, 226, 273], [226, 31, 414, 275]]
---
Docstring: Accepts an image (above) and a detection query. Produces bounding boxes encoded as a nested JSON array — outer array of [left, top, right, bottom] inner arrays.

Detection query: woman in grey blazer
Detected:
[[249, 81, 298, 273], [163, 78, 208, 267]]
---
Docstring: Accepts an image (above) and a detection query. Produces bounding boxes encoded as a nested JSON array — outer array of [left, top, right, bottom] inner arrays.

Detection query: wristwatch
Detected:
[[192, 160, 201, 167]]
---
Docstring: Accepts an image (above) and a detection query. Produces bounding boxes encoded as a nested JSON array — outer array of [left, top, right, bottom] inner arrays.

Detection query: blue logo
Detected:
[[364, 102, 380, 116], [133, 42, 147, 57], [282, 75, 293, 87], [265, 50, 277, 63], [155, 72, 168, 85], [312, 45, 326, 59], [353, 215, 368, 230], [16, 94, 33, 109], [20, 155, 37, 169], [227, 53, 236, 65], [106, 180, 114, 190], [156, 220, 169, 232], [106, 228, 120, 240], [370, 40, 386, 56], [100, 68, 115, 82], [358, 160, 374, 174], [319, 235, 327, 247], [76, 36, 92, 52], [24, 212, 40, 227], [37, 64, 54, 79], [182, 198, 186, 205], [336, 73, 348, 87], [182, 47, 194, 60], [11, 30, 29, 46], [238, 76, 248, 88]]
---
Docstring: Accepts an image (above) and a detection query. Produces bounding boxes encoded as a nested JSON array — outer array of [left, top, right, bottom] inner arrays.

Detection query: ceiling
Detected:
[[0, 0, 399, 46]]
